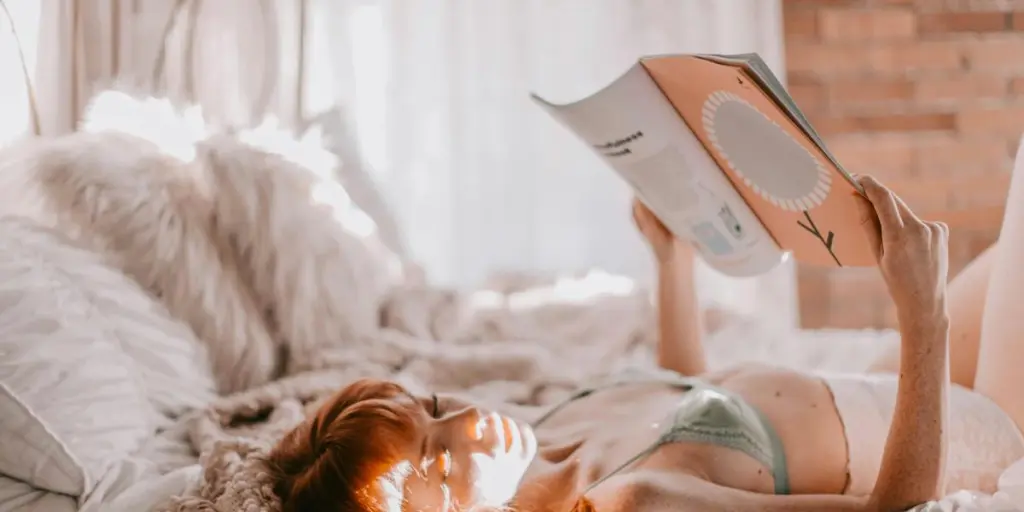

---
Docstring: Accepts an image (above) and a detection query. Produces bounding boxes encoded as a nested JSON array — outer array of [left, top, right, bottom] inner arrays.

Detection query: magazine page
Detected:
[[641, 55, 876, 269], [700, 53, 851, 181], [530, 63, 785, 277]]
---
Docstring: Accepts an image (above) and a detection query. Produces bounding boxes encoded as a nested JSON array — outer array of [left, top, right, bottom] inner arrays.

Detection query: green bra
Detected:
[[531, 370, 790, 495]]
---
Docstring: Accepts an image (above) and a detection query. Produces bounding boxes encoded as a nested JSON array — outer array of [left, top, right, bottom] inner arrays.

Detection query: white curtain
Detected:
[[2, 0, 798, 329], [0, 0, 41, 144], [305, 0, 798, 328]]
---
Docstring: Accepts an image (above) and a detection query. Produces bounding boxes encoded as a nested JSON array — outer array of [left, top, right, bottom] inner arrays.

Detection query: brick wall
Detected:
[[784, 0, 1022, 328]]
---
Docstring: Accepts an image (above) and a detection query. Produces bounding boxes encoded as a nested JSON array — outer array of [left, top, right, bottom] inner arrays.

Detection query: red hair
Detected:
[[267, 378, 420, 512], [268, 378, 597, 512]]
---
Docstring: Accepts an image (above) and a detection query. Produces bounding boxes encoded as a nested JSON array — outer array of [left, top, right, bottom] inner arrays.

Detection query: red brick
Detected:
[[913, 75, 1007, 105], [868, 41, 965, 73], [813, 112, 956, 135], [914, 0, 1024, 12], [796, 266, 832, 328], [918, 12, 1011, 33], [828, 78, 914, 110], [948, 173, 1013, 209], [819, 8, 917, 42], [827, 134, 917, 176], [885, 177, 954, 213], [1012, 11, 1024, 29], [784, 0, 1024, 328], [957, 104, 1024, 135], [827, 267, 889, 305], [786, 0, 863, 7], [965, 36, 1024, 73], [786, 44, 866, 77], [933, 205, 1006, 230], [825, 301, 885, 328], [786, 41, 964, 77], [884, 175, 1012, 213], [785, 9, 820, 40], [914, 136, 1009, 176], [1010, 77, 1024, 95], [789, 80, 828, 113]]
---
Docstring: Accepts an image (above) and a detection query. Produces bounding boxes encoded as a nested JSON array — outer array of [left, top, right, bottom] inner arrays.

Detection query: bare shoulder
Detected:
[[587, 471, 874, 512]]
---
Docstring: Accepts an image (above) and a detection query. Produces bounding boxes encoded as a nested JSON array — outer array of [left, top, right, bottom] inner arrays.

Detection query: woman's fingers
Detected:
[[859, 176, 904, 237], [892, 190, 921, 224], [855, 194, 883, 261]]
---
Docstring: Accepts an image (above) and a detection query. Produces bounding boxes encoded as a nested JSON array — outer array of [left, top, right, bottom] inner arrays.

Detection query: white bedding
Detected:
[[111, 298, 1023, 511], [3, 92, 1020, 511]]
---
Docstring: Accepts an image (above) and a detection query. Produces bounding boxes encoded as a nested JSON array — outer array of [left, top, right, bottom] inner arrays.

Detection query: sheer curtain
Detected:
[[0, 0, 41, 145], [305, 0, 798, 328], [4, 0, 798, 329]]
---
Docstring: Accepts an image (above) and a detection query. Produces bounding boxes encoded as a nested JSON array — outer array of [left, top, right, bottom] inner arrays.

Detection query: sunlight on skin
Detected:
[[377, 412, 538, 511], [468, 415, 537, 508], [378, 460, 415, 512]]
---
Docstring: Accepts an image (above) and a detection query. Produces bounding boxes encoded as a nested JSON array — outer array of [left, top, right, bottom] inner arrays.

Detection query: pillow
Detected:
[[0, 218, 212, 500], [199, 126, 406, 372], [12, 105, 279, 394]]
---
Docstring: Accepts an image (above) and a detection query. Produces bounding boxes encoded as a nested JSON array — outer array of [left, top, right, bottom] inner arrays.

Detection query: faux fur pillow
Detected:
[[0, 131, 279, 394], [197, 128, 406, 372], [81, 90, 407, 373]]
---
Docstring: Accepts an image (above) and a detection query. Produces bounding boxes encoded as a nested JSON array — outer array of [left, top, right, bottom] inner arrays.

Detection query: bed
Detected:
[[0, 90, 1021, 511]]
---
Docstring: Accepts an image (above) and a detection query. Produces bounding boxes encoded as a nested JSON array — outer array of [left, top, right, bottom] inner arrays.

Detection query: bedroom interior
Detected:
[[0, 0, 1022, 511]]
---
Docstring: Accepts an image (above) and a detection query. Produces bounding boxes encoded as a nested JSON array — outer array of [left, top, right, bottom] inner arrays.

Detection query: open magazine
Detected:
[[531, 53, 876, 277]]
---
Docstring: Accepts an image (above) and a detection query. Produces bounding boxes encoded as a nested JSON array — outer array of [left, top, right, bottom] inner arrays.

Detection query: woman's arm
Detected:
[[632, 199, 707, 376], [858, 177, 950, 509], [654, 250, 706, 376], [599, 178, 951, 512], [870, 307, 949, 509]]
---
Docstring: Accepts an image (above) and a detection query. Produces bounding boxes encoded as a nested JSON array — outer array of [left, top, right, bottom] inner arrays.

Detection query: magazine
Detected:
[[531, 53, 875, 277]]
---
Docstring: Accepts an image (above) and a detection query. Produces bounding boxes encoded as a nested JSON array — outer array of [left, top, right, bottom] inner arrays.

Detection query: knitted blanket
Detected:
[[151, 275, 661, 511]]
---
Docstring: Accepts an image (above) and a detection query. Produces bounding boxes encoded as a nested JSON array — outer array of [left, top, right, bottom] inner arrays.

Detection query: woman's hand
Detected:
[[855, 175, 951, 511], [856, 176, 949, 318], [632, 198, 693, 265]]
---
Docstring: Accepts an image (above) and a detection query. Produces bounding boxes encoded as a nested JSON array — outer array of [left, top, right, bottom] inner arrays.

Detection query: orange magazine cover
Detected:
[[641, 55, 876, 268]]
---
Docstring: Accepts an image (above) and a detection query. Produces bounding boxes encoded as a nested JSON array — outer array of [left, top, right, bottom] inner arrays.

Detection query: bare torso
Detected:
[[517, 364, 849, 510]]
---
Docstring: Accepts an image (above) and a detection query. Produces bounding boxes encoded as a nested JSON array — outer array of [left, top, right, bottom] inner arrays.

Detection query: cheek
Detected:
[[403, 476, 451, 512]]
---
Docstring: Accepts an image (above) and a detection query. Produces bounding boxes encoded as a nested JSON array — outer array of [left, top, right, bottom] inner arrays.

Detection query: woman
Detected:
[[267, 175, 1024, 512]]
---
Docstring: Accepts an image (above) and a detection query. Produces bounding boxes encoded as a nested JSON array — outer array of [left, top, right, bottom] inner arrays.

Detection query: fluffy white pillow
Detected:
[[198, 130, 406, 371], [0, 218, 214, 501], [77, 89, 409, 375]]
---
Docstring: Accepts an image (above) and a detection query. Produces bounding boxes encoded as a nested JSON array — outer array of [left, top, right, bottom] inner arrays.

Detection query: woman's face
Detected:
[[382, 393, 537, 511]]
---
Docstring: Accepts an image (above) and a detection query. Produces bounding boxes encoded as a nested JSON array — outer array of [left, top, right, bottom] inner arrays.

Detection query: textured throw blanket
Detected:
[[0, 90, 664, 510], [152, 273, 662, 511], [4, 91, 1017, 512]]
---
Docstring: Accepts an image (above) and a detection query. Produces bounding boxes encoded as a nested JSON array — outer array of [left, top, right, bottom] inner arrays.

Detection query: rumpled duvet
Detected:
[[0, 90, 1020, 511]]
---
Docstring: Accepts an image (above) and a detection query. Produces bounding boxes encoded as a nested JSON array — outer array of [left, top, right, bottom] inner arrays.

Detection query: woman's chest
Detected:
[[531, 385, 775, 492]]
